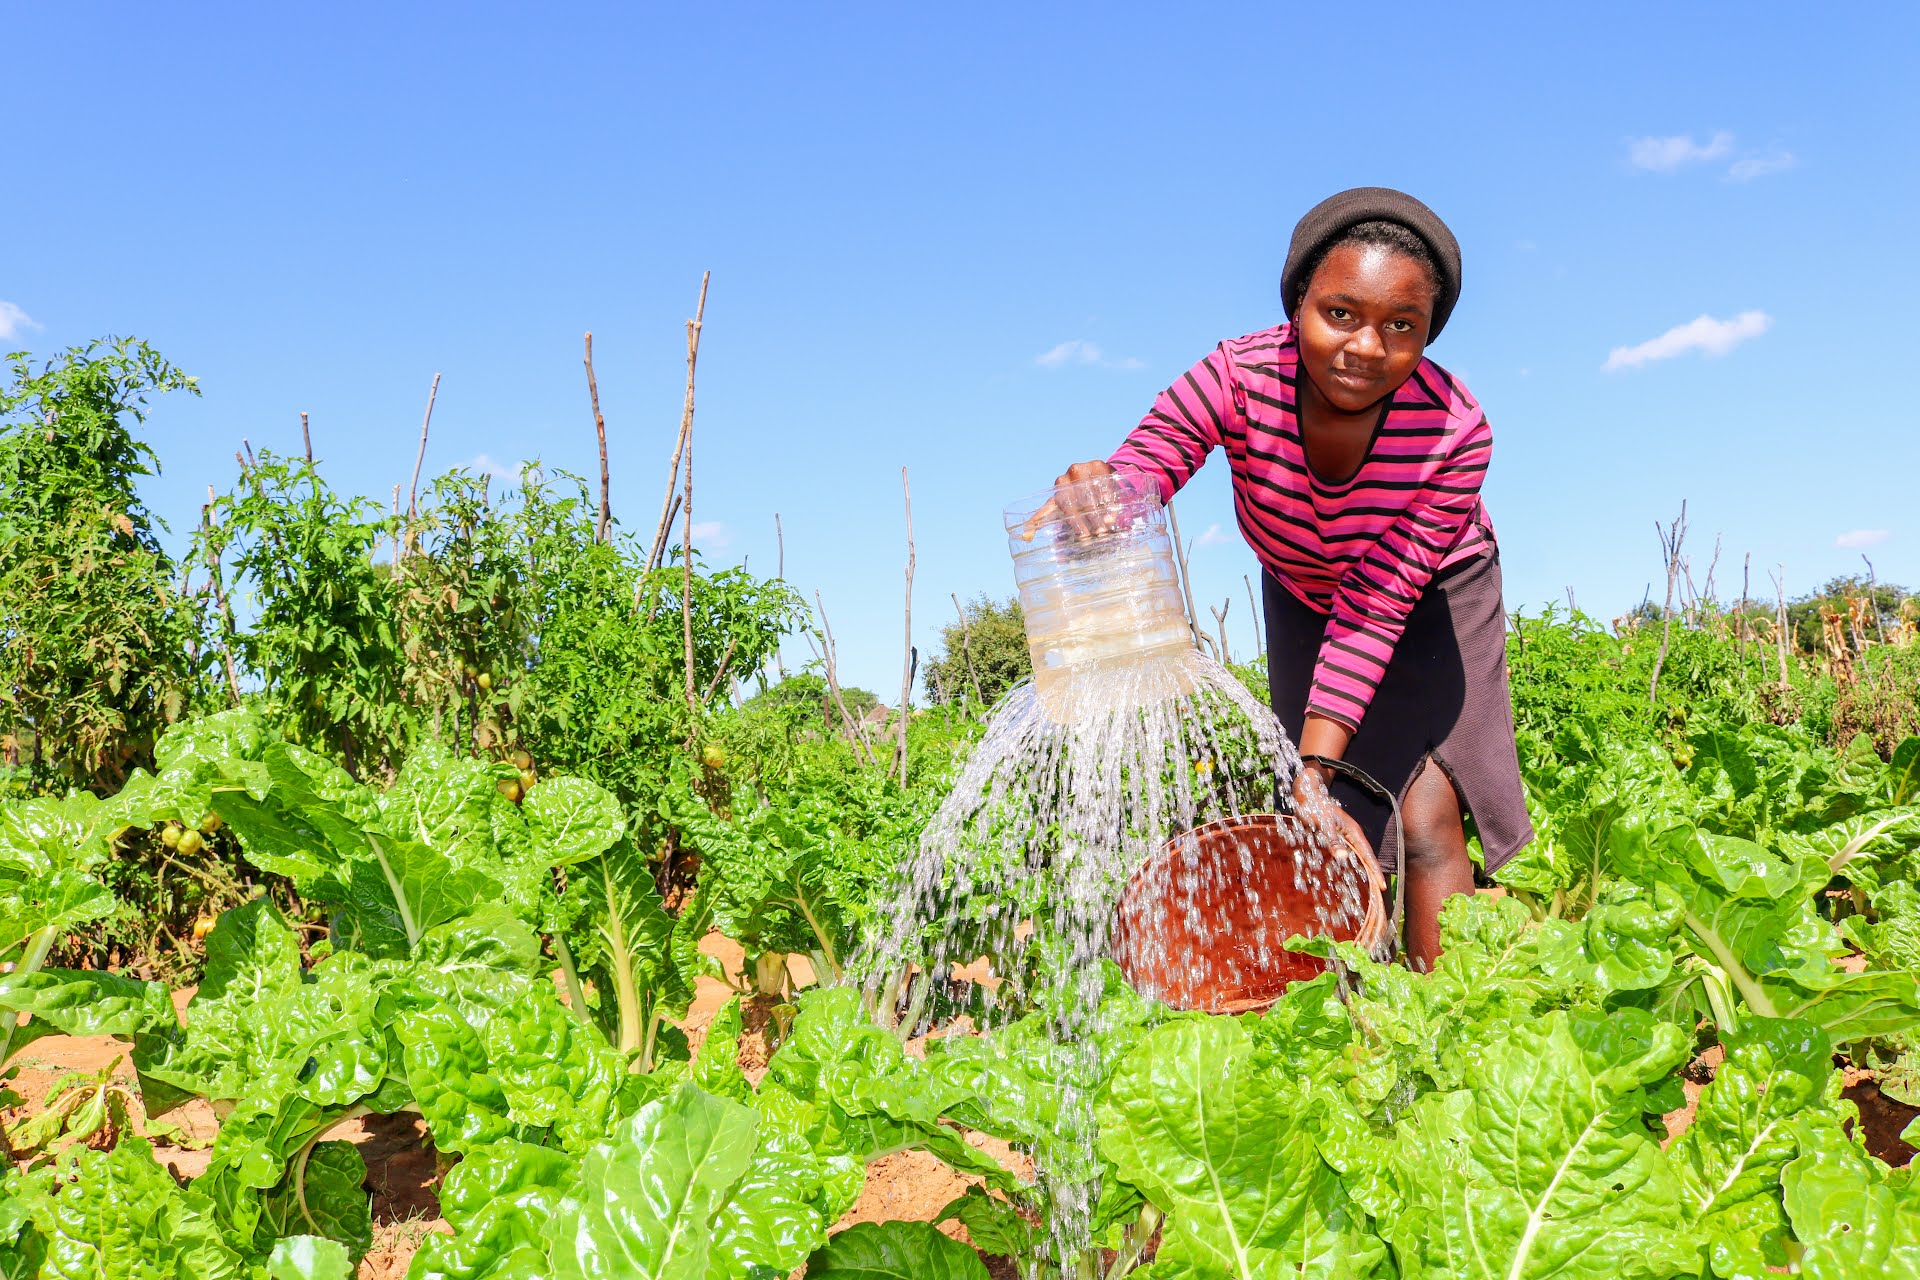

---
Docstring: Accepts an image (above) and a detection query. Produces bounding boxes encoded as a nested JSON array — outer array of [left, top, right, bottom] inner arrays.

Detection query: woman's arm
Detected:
[[1106, 344, 1242, 499], [1306, 410, 1492, 732], [1035, 344, 1242, 536]]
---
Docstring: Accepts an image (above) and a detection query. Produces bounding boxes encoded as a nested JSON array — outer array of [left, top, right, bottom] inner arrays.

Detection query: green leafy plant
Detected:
[[0, 338, 207, 794]]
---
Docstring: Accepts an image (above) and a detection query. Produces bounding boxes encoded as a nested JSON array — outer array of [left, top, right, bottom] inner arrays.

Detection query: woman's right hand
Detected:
[[1020, 459, 1117, 541]]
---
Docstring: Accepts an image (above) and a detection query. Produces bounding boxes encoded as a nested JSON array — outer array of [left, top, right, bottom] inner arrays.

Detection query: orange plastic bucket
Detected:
[[1110, 813, 1389, 1013]]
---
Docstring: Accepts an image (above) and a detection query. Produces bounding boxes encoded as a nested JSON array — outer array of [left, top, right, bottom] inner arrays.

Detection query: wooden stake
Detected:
[[681, 384, 697, 727], [650, 273, 710, 571], [953, 592, 984, 705], [1243, 574, 1263, 658], [1210, 598, 1231, 664], [1771, 565, 1790, 693], [1738, 553, 1751, 663], [897, 467, 914, 786], [408, 373, 441, 520], [1864, 555, 1889, 646], [300, 411, 312, 464], [1166, 499, 1204, 652], [201, 484, 243, 704], [813, 593, 877, 766], [1649, 501, 1686, 704], [585, 332, 611, 543], [774, 513, 788, 678]]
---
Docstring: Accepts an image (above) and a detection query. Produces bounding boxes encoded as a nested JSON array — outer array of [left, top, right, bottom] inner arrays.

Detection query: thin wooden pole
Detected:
[[299, 411, 312, 464], [1243, 574, 1263, 659], [1166, 500, 1204, 652], [897, 467, 915, 786], [774, 513, 788, 678], [202, 485, 243, 704], [650, 273, 710, 571], [1210, 598, 1232, 665], [1864, 555, 1889, 646], [953, 592, 984, 705], [681, 389, 697, 727], [1649, 501, 1686, 704], [408, 373, 441, 520], [813, 593, 877, 766], [1771, 565, 1790, 693], [585, 332, 610, 543]]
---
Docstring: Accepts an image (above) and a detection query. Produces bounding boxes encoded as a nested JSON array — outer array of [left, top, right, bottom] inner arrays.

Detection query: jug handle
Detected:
[[1298, 755, 1406, 962]]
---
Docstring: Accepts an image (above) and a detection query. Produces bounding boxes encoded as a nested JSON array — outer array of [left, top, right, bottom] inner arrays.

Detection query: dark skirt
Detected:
[[1263, 552, 1534, 877]]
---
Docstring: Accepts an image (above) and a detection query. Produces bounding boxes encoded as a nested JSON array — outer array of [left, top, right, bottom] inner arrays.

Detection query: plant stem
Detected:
[[1684, 912, 1779, 1018], [1105, 1204, 1164, 1278], [365, 834, 420, 950], [601, 866, 644, 1054], [791, 885, 841, 982], [552, 931, 593, 1028], [0, 928, 57, 1069]]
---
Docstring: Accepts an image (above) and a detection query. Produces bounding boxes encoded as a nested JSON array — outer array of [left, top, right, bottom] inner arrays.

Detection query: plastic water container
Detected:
[[1004, 470, 1195, 717]]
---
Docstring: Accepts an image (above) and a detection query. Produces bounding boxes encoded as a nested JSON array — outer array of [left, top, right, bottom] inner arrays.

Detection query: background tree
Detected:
[[922, 594, 1031, 708], [1787, 575, 1906, 653], [0, 340, 208, 793]]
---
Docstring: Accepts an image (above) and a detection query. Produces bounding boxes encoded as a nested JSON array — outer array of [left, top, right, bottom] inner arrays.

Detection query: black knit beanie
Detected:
[[1281, 187, 1463, 340]]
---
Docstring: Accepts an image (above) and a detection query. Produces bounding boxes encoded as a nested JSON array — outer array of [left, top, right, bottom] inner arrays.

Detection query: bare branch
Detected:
[[701, 636, 740, 704], [774, 513, 788, 678], [1864, 555, 1889, 646], [1649, 501, 1687, 704], [1244, 574, 1264, 659], [1770, 564, 1790, 693], [408, 373, 441, 521], [898, 467, 914, 786], [650, 273, 711, 571], [813, 593, 877, 766], [1209, 598, 1231, 665], [953, 592, 984, 705], [201, 484, 242, 704], [585, 332, 610, 543], [1165, 500, 1204, 652]]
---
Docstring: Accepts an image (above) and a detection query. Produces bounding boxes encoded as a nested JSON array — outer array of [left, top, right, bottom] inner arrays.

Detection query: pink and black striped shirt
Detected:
[[1109, 323, 1495, 732]]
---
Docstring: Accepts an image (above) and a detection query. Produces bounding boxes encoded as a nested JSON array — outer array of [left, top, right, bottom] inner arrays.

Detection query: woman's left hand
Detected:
[[1293, 764, 1370, 857]]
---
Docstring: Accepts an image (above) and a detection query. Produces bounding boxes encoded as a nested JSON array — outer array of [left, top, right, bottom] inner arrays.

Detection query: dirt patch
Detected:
[[1843, 1069, 1919, 1167], [1660, 1043, 1724, 1148]]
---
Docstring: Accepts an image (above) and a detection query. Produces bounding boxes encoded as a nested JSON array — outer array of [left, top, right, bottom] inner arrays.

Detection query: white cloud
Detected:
[[1034, 339, 1145, 371], [0, 301, 42, 342], [1603, 310, 1772, 371], [1728, 148, 1797, 181], [689, 520, 730, 549], [1627, 131, 1733, 173], [1835, 529, 1890, 550], [1193, 522, 1230, 549], [462, 453, 523, 481]]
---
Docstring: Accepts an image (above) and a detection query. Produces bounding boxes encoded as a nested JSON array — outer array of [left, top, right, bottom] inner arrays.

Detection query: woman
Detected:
[[1050, 187, 1531, 970]]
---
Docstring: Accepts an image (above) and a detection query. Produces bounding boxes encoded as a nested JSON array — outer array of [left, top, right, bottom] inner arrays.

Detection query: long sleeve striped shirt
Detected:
[[1109, 323, 1495, 731]]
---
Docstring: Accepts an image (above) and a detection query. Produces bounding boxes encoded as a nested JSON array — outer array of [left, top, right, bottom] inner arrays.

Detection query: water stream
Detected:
[[859, 474, 1379, 1272]]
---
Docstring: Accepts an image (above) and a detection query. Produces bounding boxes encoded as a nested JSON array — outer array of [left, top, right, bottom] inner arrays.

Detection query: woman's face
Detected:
[[1295, 243, 1436, 413]]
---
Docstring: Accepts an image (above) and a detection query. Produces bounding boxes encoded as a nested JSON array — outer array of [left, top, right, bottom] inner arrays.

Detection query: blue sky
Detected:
[[6, 3, 1915, 696]]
